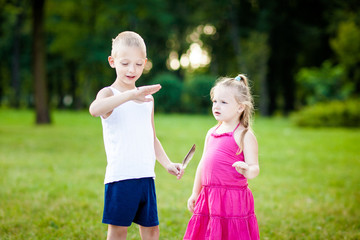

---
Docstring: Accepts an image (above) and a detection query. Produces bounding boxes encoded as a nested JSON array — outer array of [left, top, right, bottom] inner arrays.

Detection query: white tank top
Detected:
[[101, 87, 156, 184]]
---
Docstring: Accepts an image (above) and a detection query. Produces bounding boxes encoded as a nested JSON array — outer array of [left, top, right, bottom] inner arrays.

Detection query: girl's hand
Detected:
[[187, 194, 198, 213], [232, 161, 249, 175], [133, 84, 161, 102], [166, 162, 184, 180]]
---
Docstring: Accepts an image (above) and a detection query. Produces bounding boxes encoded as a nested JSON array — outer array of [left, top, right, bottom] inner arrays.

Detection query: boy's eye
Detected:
[[136, 63, 143, 66], [222, 101, 227, 104], [121, 63, 128, 66]]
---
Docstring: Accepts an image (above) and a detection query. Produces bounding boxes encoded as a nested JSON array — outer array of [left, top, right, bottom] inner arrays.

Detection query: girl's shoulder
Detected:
[[233, 127, 257, 146], [243, 129, 258, 146], [245, 129, 256, 137], [209, 125, 218, 132], [204, 126, 217, 141], [233, 126, 256, 137], [206, 125, 218, 135]]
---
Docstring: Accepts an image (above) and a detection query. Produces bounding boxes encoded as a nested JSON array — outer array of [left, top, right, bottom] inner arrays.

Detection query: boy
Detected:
[[89, 31, 184, 240]]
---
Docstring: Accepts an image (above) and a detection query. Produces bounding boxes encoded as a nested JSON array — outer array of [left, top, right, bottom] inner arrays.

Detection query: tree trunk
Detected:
[[11, 0, 22, 108], [259, 61, 269, 116], [32, 0, 50, 124], [228, 2, 248, 73]]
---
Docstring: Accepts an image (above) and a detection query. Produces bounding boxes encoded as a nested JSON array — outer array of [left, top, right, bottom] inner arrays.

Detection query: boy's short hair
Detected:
[[111, 31, 147, 58]]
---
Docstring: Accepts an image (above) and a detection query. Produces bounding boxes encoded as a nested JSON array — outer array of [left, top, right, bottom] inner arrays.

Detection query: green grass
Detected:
[[0, 109, 359, 239]]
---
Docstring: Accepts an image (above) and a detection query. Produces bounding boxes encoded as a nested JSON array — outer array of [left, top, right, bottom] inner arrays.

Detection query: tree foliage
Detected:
[[330, 20, 360, 93], [295, 61, 350, 105], [0, 0, 359, 118]]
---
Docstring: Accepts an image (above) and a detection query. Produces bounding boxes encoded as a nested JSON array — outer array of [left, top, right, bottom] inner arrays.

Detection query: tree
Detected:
[[330, 20, 360, 94], [32, 0, 50, 124]]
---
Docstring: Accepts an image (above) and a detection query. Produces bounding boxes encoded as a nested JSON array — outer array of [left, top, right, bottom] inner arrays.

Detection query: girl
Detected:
[[183, 74, 260, 240]]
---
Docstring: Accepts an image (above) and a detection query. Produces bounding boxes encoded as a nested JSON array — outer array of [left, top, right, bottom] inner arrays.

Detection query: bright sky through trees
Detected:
[[167, 24, 216, 70]]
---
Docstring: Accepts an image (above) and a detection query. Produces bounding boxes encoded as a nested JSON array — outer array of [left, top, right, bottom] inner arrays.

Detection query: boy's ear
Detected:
[[108, 56, 115, 68]]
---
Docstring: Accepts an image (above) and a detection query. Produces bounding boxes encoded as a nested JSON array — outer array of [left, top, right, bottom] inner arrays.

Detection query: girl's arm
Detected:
[[232, 130, 260, 179], [89, 84, 161, 118], [187, 129, 212, 213], [151, 99, 184, 179]]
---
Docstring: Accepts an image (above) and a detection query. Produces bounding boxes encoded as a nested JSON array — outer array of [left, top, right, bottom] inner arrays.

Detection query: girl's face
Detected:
[[108, 45, 147, 89], [212, 86, 243, 123]]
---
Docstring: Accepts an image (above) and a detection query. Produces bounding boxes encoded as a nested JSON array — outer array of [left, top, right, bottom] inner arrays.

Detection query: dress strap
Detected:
[[232, 122, 241, 133], [214, 123, 222, 132]]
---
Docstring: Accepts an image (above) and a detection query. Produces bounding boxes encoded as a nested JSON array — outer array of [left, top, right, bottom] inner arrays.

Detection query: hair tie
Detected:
[[235, 76, 241, 81]]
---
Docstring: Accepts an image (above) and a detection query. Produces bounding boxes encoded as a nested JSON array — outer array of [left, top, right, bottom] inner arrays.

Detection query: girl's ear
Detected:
[[108, 56, 115, 68], [238, 104, 245, 113]]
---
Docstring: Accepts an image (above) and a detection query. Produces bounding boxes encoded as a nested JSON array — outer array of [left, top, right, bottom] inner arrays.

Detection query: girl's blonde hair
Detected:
[[111, 31, 147, 58], [210, 74, 254, 154]]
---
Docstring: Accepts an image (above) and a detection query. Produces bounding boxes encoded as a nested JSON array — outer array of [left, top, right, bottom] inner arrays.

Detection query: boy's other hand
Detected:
[[134, 84, 161, 102], [167, 162, 184, 180]]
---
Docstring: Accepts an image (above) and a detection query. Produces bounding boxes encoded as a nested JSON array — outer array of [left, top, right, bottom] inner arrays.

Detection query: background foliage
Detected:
[[150, 73, 183, 113], [1, 0, 360, 121]]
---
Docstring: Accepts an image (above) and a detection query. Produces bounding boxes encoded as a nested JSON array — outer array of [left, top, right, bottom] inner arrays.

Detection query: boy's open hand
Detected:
[[167, 163, 184, 180], [133, 84, 161, 102]]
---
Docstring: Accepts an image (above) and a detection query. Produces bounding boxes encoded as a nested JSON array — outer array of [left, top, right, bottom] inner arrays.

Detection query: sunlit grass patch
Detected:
[[0, 110, 359, 239]]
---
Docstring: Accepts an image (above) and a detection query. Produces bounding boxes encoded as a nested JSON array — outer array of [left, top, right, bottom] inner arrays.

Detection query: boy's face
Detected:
[[108, 44, 147, 87]]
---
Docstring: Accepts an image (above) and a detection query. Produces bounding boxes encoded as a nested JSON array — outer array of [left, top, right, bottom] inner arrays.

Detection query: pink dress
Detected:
[[184, 124, 260, 240]]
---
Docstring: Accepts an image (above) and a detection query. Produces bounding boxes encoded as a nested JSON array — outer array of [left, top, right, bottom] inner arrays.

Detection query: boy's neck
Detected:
[[112, 79, 136, 92]]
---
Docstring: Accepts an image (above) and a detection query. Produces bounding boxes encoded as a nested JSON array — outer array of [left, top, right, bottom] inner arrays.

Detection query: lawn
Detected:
[[0, 109, 359, 239]]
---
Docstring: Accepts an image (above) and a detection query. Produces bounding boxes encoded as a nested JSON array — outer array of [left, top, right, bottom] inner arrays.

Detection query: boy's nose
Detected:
[[128, 64, 135, 73]]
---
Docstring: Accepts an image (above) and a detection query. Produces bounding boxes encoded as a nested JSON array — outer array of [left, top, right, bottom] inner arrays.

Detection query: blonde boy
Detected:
[[89, 31, 184, 240]]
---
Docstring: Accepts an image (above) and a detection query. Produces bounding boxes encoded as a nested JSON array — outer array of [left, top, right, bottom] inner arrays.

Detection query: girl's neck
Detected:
[[217, 121, 243, 133]]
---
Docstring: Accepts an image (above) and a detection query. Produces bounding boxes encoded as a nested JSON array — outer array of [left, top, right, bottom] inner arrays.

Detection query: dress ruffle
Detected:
[[184, 213, 259, 240], [184, 185, 260, 240], [211, 132, 232, 138]]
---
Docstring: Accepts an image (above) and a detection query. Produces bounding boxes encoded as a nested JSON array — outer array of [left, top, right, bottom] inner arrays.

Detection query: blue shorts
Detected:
[[102, 177, 159, 227]]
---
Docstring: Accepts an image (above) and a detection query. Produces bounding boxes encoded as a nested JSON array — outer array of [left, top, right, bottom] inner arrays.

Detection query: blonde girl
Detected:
[[184, 74, 260, 240]]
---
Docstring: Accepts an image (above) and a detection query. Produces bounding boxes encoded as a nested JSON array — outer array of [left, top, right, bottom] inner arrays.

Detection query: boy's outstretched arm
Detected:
[[89, 84, 161, 118]]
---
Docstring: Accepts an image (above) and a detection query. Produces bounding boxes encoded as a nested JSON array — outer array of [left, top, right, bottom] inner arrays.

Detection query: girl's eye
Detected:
[[222, 101, 227, 104], [121, 63, 128, 66], [136, 63, 143, 66]]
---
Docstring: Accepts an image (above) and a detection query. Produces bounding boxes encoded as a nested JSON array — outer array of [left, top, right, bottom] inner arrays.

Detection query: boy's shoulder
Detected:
[[96, 86, 114, 98]]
